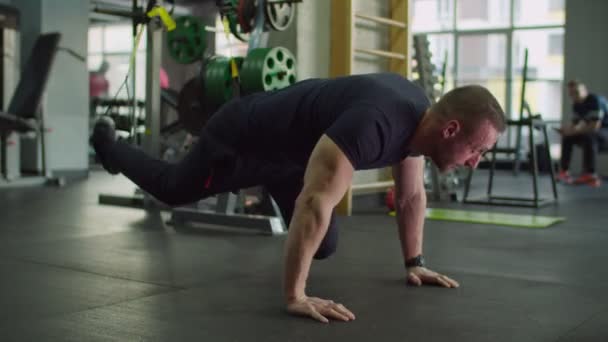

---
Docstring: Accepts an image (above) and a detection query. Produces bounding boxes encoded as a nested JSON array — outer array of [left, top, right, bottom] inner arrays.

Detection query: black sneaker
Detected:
[[90, 116, 120, 175]]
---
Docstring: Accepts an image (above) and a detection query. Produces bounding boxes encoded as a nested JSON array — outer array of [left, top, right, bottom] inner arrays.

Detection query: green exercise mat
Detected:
[[389, 208, 565, 228]]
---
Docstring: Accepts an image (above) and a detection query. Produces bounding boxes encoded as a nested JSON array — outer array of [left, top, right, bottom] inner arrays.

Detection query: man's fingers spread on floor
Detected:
[[310, 309, 329, 323], [443, 276, 460, 288], [408, 273, 422, 286], [324, 308, 350, 321], [334, 304, 356, 320], [436, 277, 451, 288]]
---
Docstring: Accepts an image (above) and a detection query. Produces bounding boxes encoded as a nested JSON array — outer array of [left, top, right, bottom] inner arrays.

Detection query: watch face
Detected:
[[406, 255, 424, 267]]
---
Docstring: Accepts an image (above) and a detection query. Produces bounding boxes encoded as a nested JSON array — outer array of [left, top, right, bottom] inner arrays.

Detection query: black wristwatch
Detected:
[[405, 255, 425, 268]]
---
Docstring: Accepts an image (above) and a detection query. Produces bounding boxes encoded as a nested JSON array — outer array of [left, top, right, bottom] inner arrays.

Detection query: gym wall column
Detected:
[[563, 0, 608, 122], [12, 0, 89, 179], [267, 0, 330, 80]]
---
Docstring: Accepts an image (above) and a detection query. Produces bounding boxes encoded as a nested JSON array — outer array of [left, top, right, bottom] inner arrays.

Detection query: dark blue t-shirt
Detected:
[[211, 73, 429, 170], [572, 93, 607, 128]]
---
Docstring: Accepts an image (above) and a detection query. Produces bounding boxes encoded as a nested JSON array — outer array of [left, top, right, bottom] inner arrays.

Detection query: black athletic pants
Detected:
[[560, 129, 608, 173], [102, 110, 338, 259]]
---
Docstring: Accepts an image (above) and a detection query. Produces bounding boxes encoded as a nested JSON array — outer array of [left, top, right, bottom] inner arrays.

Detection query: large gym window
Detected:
[[87, 23, 148, 100], [511, 28, 564, 124], [412, 0, 565, 149], [457, 33, 508, 107], [514, 0, 565, 27], [456, 0, 510, 29], [411, 0, 454, 32]]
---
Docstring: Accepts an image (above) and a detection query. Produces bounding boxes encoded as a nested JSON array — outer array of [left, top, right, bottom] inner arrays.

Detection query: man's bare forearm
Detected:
[[394, 191, 426, 262], [283, 194, 332, 301], [573, 121, 600, 135]]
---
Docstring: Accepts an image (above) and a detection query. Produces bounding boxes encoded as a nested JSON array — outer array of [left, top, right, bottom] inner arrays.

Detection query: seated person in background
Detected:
[[556, 80, 608, 187]]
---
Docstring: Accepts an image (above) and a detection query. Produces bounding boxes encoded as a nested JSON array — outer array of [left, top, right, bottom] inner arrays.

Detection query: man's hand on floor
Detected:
[[287, 295, 356, 323], [407, 266, 460, 288]]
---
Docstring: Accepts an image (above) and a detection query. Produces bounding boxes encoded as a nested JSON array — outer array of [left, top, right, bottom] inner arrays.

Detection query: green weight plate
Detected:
[[205, 57, 231, 106], [167, 16, 207, 64], [204, 56, 245, 106], [240, 47, 297, 94]]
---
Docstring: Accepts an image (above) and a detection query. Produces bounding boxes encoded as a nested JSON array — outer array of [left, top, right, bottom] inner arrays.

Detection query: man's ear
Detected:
[[442, 120, 461, 139]]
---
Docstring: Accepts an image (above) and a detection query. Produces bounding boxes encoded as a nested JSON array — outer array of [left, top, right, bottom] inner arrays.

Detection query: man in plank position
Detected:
[[91, 73, 505, 323]]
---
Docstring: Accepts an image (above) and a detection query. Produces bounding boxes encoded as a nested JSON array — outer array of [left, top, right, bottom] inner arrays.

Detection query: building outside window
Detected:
[[412, 0, 565, 151]]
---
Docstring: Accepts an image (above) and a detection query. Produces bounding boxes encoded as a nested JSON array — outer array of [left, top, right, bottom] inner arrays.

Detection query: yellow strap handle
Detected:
[[230, 58, 239, 77], [222, 16, 232, 40], [221, 16, 239, 77], [147, 6, 176, 31]]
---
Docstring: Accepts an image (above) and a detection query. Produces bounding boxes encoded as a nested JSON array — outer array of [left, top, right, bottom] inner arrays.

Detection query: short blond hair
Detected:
[[430, 85, 506, 133]]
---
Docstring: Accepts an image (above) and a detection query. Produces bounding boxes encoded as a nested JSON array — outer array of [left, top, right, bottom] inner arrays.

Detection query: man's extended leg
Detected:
[[267, 176, 338, 260], [90, 117, 237, 206]]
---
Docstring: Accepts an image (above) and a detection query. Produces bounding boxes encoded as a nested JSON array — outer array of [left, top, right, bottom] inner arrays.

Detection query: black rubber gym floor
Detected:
[[0, 170, 607, 341]]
